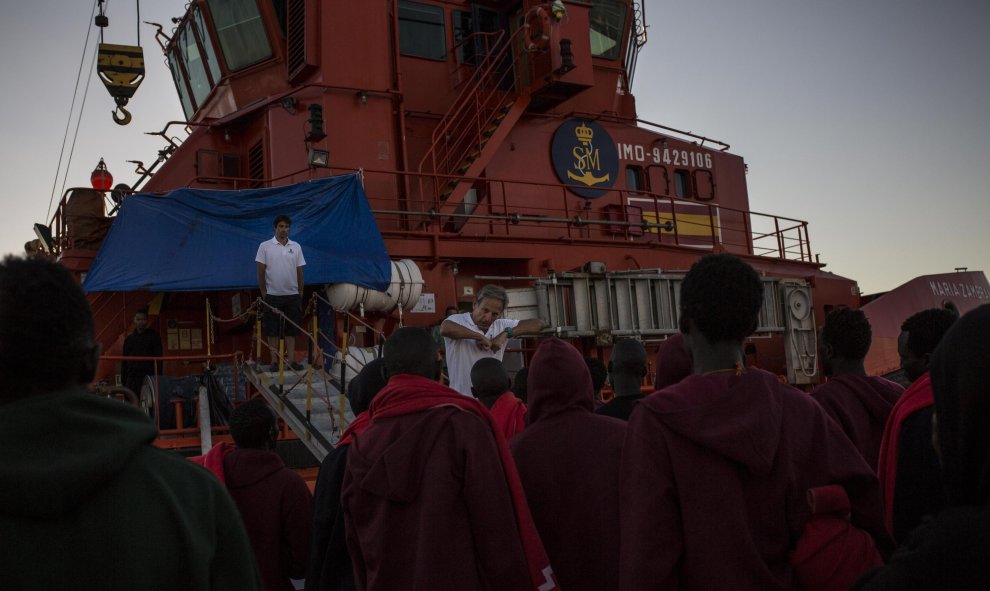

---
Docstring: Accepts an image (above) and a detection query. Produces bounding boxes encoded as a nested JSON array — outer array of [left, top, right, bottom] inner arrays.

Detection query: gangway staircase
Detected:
[[503, 268, 820, 385], [242, 360, 359, 463]]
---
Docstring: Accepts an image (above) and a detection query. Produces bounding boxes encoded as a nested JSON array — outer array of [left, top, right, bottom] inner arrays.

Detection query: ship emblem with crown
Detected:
[[551, 119, 618, 198]]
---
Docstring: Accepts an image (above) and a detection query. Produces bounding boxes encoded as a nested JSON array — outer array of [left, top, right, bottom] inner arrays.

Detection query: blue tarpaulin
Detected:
[[83, 173, 391, 292]]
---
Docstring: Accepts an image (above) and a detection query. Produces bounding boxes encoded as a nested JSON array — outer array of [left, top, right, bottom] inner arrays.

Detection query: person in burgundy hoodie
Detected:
[[225, 399, 314, 591], [877, 307, 956, 542], [619, 254, 891, 591], [341, 327, 557, 591], [811, 307, 904, 470], [511, 337, 626, 591], [471, 357, 526, 440], [307, 358, 388, 591]]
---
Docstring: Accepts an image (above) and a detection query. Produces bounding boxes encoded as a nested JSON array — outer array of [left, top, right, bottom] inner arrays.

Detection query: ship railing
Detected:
[[95, 352, 244, 447], [70, 162, 814, 265], [351, 165, 816, 264], [623, 0, 649, 91], [45, 187, 120, 256], [449, 31, 509, 91]]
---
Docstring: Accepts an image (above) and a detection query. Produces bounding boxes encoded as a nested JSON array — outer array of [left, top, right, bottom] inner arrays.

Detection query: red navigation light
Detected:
[[90, 158, 113, 191]]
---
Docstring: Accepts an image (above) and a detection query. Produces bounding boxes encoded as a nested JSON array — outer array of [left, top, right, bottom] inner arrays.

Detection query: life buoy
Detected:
[[525, 7, 552, 52]]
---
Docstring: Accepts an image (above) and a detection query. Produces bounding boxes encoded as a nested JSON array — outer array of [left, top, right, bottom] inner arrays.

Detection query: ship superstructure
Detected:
[[44, 0, 865, 460]]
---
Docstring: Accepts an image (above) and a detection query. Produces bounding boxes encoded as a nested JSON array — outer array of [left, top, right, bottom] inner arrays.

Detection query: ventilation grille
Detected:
[[286, 0, 306, 77], [248, 141, 265, 188]]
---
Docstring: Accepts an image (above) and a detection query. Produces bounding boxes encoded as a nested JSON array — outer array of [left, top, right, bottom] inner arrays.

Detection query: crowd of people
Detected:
[[2, 251, 989, 590]]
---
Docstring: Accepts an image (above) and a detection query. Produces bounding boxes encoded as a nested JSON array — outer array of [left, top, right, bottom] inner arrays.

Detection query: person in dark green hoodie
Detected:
[[0, 255, 262, 591]]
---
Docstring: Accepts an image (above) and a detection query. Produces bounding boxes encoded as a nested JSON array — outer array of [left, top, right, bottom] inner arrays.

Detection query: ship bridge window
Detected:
[[169, 52, 195, 120], [207, 0, 273, 71], [399, 1, 447, 60], [589, 0, 627, 60], [194, 6, 223, 84], [674, 169, 691, 198], [177, 26, 213, 109], [167, 4, 223, 117], [626, 165, 647, 195]]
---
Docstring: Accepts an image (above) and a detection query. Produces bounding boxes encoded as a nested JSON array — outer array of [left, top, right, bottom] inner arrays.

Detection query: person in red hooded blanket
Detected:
[[877, 307, 956, 542], [341, 327, 557, 591], [511, 337, 626, 591], [619, 254, 891, 591], [853, 304, 990, 589]]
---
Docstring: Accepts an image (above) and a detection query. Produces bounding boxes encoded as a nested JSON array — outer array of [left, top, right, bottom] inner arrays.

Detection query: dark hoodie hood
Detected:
[[526, 337, 594, 422], [655, 333, 693, 390], [930, 303, 990, 507], [222, 447, 287, 489], [347, 358, 387, 415], [0, 388, 157, 518], [642, 369, 784, 475], [825, 374, 903, 423]]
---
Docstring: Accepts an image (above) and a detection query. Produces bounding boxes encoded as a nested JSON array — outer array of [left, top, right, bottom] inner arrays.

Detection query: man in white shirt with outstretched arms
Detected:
[[441, 284, 546, 396]]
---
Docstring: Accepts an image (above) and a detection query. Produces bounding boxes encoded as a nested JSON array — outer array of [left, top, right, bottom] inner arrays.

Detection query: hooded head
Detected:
[[383, 326, 437, 380], [930, 304, 990, 508], [527, 337, 594, 421], [654, 333, 693, 389], [0, 256, 98, 401], [348, 358, 388, 414]]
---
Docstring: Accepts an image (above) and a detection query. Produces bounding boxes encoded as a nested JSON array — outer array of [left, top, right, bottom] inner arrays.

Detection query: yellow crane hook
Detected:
[[112, 103, 133, 126]]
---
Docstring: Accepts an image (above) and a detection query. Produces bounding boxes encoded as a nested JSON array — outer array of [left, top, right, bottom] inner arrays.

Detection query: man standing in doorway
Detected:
[[256, 215, 306, 372], [441, 285, 545, 396]]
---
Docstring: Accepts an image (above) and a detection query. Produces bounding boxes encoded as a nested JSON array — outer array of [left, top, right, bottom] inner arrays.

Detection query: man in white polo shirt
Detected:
[[256, 215, 305, 372], [441, 284, 546, 396]]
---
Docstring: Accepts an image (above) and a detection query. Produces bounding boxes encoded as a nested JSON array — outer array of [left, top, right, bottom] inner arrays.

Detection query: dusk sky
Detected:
[[0, 0, 987, 295]]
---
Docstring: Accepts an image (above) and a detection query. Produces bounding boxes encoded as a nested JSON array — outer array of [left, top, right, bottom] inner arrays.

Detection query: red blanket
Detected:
[[490, 392, 527, 441], [368, 375, 558, 591], [188, 441, 234, 483], [337, 411, 371, 447], [877, 372, 933, 535]]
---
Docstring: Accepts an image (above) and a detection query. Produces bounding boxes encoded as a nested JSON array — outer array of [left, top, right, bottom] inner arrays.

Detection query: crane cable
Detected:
[[46, 0, 103, 220]]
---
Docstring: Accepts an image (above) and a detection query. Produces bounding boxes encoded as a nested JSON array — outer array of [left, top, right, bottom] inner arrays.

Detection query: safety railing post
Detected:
[[255, 311, 262, 361], [339, 314, 350, 428], [205, 298, 212, 362], [306, 310, 317, 421], [277, 338, 285, 392]]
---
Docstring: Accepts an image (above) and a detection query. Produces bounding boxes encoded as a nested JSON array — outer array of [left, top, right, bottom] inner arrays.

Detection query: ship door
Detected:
[[455, 6, 502, 66], [456, 5, 514, 89]]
